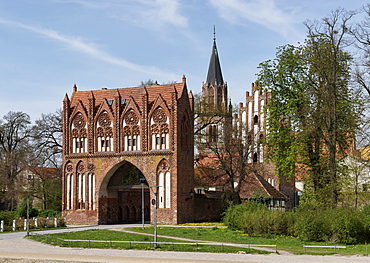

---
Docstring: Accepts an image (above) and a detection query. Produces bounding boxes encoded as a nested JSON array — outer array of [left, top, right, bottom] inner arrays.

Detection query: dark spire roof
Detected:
[[206, 28, 224, 85]]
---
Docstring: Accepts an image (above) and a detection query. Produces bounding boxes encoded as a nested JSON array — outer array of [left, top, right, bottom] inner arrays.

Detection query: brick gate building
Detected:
[[62, 75, 195, 225]]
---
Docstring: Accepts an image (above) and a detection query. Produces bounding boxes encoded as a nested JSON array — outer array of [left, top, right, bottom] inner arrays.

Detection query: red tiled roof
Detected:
[[23, 166, 60, 179], [70, 82, 185, 109], [255, 174, 287, 199]]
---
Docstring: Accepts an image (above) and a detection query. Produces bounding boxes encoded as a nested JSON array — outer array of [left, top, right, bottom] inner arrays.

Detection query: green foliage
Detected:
[[258, 13, 362, 207], [294, 206, 368, 244], [223, 203, 294, 237], [223, 203, 370, 244], [38, 209, 61, 218], [293, 207, 331, 242], [140, 79, 158, 86], [15, 198, 38, 218], [0, 211, 16, 223]]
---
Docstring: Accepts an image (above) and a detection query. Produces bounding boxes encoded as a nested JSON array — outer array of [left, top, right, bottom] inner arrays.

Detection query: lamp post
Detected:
[[139, 178, 147, 230], [149, 185, 160, 248], [25, 190, 32, 237]]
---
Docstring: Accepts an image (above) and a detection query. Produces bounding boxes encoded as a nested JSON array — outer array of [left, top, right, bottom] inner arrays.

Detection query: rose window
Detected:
[[98, 112, 111, 127], [73, 115, 86, 129], [153, 109, 167, 123], [125, 111, 139, 125]]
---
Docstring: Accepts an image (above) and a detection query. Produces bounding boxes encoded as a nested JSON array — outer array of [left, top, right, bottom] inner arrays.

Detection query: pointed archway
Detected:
[[99, 161, 150, 224]]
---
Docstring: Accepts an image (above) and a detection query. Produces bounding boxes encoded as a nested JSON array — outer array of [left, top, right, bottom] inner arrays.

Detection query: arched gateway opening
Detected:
[[100, 161, 150, 224]]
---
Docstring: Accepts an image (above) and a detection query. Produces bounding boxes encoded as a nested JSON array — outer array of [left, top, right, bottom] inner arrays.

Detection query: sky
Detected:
[[0, 0, 368, 121]]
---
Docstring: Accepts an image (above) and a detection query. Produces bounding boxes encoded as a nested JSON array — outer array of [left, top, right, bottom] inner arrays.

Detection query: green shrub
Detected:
[[15, 199, 38, 218], [294, 207, 331, 242], [328, 209, 367, 244], [38, 209, 61, 218], [224, 202, 370, 244], [223, 202, 293, 236], [0, 211, 16, 225], [294, 207, 369, 244]]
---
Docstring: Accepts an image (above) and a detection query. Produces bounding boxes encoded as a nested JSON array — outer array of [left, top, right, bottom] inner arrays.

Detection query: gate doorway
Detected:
[[107, 162, 150, 223]]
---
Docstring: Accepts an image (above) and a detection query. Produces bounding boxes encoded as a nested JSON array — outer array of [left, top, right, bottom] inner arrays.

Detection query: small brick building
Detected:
[[62, 75, 195, 225]]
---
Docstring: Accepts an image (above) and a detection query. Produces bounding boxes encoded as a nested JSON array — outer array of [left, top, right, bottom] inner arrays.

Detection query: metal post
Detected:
[[140, 178, 146, 230], [26, 191, 30, 236], [141, 182, 144, 230], [149, 185, 160, 248], [154, 191, 157, 248]]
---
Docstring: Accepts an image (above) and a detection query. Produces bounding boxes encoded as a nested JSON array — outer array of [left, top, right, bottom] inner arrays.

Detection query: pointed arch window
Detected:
[[96, 111, 113, 152], [157, 160, 171, 209], [259, 134, 264, 163], [74, 162, 96, 210], [71, 113, 87, 153], [151, 108, 169, 150], [123, 110, 141, 151], [65, 163, 74, 210], [180, 113, 190, 149]]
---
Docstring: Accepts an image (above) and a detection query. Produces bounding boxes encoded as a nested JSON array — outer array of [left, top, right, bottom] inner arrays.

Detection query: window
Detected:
[[254, 115, 258, 124], [71, 113, 87, 153], [151, 108, 169, 150], [253, 152, 258, 163], [123, 110, 141, 151], [157, 160, 171, 208], [96, 112, 113, 152]]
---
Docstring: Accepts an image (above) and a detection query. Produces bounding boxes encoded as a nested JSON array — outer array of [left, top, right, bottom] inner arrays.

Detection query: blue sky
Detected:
[[0, 0, 367, 121]]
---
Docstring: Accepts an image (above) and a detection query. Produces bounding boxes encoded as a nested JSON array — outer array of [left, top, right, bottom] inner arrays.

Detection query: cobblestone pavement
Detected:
[[0, 224, 369, 263]]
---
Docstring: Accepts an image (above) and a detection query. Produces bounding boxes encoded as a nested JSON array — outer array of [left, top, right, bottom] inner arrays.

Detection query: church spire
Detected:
[[206, 26, 224, 85]]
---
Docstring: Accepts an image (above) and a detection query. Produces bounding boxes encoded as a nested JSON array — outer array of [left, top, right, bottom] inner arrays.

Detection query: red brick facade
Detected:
[[62, 76, 195, 225]]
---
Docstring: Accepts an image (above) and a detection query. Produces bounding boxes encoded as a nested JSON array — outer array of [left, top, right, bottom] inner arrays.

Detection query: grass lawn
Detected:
[[128, 226, 370, 256], [29, 229, 268, 254], [27, 225, 370, 256]]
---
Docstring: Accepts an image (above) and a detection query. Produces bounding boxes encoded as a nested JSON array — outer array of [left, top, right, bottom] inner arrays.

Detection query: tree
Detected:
[[30, 109, 63, 211], [258, 9, 361, 207], [0, 111, 32, 210], [349, 5, 370, 150], [194, 92, 229, 137], [350, 4, 370, 96], [140, 79, 158, 86], [195, 102, 265, 208], [31, 109, 63, 168], [338, 154, 370, 209]]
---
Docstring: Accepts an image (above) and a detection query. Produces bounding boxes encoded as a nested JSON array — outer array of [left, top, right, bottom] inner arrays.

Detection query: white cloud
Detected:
[[114, 0, 188, 29], [56, 0, 188, 29], [0, 19, 175, 78], [209, 0, 304, 42]]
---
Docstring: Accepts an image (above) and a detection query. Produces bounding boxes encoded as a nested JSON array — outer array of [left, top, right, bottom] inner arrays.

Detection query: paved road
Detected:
[[0, 224, 369, 263]]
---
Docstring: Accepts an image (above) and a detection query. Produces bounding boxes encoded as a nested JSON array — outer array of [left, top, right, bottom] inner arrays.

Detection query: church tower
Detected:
[[200, 29, 229, 144], [202, 28, 228, 109]]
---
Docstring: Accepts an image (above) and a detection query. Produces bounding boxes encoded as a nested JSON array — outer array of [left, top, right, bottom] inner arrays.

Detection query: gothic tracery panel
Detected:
[[123, 110, 141, 151], [96, 111, 113, 152], [71, 113, 87, 153], [151, 108, 169, 150], [157, 160, 171, 209]]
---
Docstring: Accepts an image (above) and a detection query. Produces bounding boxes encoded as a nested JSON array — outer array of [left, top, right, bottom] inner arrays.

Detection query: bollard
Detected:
[[35, 218, 38, 229], [24, 219, 27, 230], [12, 219, 16, 231], [0, 220, 4, 232], [45, 217, 49, 228], [54, 218, 58, 228]]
